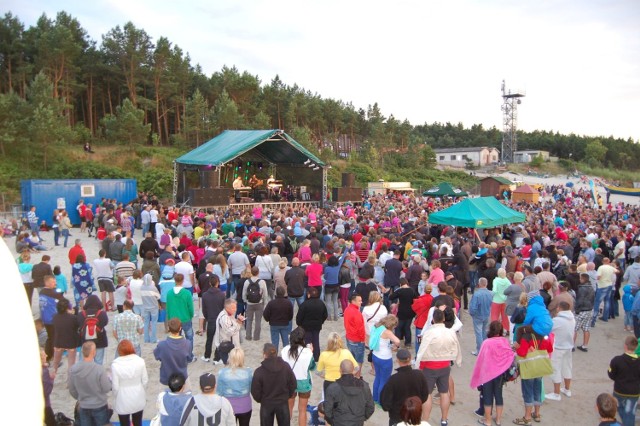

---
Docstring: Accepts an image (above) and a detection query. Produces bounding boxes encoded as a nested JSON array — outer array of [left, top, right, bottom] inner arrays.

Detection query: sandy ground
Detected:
[[13, 180, 637, 425]]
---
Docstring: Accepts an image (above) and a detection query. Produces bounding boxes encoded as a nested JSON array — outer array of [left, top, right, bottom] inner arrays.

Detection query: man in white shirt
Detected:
[[174, 252, 195, 291], [141, 206, 151, 237], [149, 206, 159, 238], [592, 257, 619, 327], [93, 249, 115, 310], [614, 232, 627, 271], [227, 243, 250, 302]]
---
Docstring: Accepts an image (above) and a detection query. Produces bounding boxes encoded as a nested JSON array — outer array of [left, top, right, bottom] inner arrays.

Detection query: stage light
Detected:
[[304, 159, 311, 165], [308, 163, 315, 168], [313, 166, 320, 171]]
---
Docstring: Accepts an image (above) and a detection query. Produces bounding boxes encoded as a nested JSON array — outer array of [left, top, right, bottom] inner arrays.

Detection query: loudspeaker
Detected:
[[342, 173, 355, 188], [189, 188, 232, 206], [201, 169, 218, 189], [332, 187, 362, 202]]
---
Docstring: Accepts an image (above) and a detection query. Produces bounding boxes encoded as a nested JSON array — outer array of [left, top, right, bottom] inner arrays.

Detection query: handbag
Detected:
[[218, 340, 234, 355], [516, 335, 553, 379]]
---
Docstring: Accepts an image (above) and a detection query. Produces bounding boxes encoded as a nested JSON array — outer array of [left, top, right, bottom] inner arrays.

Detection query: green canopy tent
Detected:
[[423, 182, 468, 197], [428, 196, 526, 228]]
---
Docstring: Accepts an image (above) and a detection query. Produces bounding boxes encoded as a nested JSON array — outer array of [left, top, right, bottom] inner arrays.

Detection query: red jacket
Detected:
[[344, 303, 365, 342], [68, 245, 86, 265], [412, 294, 433, 329], [516, 334, 553, 357]]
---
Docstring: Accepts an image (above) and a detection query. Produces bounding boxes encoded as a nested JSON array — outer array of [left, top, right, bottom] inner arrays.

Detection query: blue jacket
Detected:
[[632, 290, 640, 319], [469, 288, 493, 320], [153, 336, 191, 385], [523, 295, 553, 336], [622, 285, 635, 312]]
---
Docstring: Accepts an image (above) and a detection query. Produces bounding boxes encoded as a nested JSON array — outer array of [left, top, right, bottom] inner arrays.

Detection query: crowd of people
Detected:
[[13, 187, 640, 425]]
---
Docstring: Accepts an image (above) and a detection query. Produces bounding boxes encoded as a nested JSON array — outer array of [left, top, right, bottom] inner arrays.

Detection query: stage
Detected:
[[183, 200, 320, 211]]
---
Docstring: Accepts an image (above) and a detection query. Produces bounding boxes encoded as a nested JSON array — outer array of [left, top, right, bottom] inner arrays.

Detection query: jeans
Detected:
[[634, 316, 640, 338], [182, 320, 194, 358], [372, 355, 393, 403], [324, 287, 340, 319], [270, 324, 291, 350], [613, 392, 638, 426], [142, 222, 150, 236], [472, 316, 490, 352], [415, 327, 422, 356], [94, 348, 105, 365], [230, 275, 241, 299], [30, 222, 41, 239], [592, 285, 612, 326], [610, 297, 619, 319], [482, 375, 504, 406], [132, 305, 143, 316], [62, 228, 70, 248], [520, 378, 542, 406], [469, 270, 479, 293], [395, 319, 412, 345], [77, 405, 111, 426], [289, 296, 305, 309], [142, 308, 158, 343], [245, 303, 264, 340], [53, 227, 60, 245], [346, 340, 365, 364]]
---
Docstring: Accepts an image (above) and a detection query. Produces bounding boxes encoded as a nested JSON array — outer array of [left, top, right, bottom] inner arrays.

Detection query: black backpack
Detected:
[[246, 278, 262, 303]]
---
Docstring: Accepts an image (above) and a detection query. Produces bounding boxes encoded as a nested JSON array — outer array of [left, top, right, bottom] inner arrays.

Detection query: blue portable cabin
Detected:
[[21, 179, 138, 226]]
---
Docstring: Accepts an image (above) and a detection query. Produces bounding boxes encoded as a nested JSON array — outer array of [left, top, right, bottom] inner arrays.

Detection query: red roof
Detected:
[[513, 184, 537, 194]]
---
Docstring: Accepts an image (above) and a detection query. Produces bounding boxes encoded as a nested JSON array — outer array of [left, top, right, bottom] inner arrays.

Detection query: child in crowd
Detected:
[[53, 265, 67, 294], [622, 284, 635, 332], [114, 276, 128, 313], [158, 268, 176, 333], [418, 271, 429, 296]]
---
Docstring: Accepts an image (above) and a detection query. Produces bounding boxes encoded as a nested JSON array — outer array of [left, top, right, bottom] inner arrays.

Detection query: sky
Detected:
[[6, 0, 640, 140]]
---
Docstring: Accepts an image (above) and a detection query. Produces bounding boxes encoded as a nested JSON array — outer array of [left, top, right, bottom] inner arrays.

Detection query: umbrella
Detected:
[[565, 182, 574, 188]]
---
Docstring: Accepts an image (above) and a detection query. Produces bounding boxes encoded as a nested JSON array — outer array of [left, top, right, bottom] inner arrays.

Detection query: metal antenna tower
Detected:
[[501, 80, 525, 163]]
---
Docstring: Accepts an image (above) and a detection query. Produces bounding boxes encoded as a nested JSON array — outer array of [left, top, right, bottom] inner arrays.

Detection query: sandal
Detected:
[[512, 418, 532, 426], [532, 414, 541, 423], [196, 330, 204, 336]]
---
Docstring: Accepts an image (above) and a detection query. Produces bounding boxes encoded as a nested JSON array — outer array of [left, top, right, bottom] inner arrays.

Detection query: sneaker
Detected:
[[440, 421, 448, 426], [474, 409, 484, 418], [577, 345, 588, 352], [545, 393, 561, 401], [200, 356, 210, 362], [212, 360, 223, 365], [471, 350, 478, 356], [560, 388, 572, 397], [189, 355, 197, 363]]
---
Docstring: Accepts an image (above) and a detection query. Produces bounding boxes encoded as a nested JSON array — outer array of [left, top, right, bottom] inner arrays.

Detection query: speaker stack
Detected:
[[333, 173, 362, 202], [189, 188, 232, 206]]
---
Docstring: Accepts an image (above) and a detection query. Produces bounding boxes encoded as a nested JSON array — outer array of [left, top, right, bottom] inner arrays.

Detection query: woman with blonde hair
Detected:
[[217, 347, 253, 426], [369, 314, 401, 404], [274, 259, 288, 288], [317, 332, 357, 394], [213, 254, 230, 294], [362, 290, 388, 374]]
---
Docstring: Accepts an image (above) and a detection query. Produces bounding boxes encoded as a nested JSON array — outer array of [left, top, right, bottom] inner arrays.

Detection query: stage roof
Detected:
[[175, 129, 325, 167]]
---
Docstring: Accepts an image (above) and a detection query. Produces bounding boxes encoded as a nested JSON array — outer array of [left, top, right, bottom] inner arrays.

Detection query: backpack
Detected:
[[81, 309, 103, 341], [39, 294, 58, 325], [502, 357, 520, 383], [246, 278, 262, 303], [289, 236, 299, 253]]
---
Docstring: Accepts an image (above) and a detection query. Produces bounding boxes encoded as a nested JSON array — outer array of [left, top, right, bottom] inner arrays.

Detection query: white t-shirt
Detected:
[[174, 261, 194, 288], [362, 302, 388, 335], [615, 240, 626, 260], [93, 257, 113, 279]]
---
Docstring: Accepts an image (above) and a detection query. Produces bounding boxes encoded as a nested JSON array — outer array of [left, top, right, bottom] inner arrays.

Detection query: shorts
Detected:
[[423, 366, 451, 394], [97, 278, 115, 293], [575, 311, 593, 332], [346, 340, 365, 364], [294, 391, 311, 399]]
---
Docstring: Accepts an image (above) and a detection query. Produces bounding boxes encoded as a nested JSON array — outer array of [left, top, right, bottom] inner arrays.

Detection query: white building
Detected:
[[433, 147, 500, 167], [514, 150, 550, 163]]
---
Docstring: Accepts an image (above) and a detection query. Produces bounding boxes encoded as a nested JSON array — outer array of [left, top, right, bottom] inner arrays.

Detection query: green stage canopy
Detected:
[[175, 129, 325, 166], [428, 196, 526, 228], [423, 182, 468, 197]]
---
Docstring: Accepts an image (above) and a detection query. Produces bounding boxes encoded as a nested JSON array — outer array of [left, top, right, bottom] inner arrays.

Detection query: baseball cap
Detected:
[[200, 373, 216, 391], [165, 258, 175, 265], [396, 349, 411, 361]]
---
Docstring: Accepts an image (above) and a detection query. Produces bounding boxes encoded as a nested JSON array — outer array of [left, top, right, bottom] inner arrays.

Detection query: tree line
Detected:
[[0, 10, 637, 174]]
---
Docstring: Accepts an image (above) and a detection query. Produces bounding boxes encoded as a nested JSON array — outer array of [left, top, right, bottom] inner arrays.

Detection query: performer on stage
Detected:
[[233, 176, 244, 201]]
